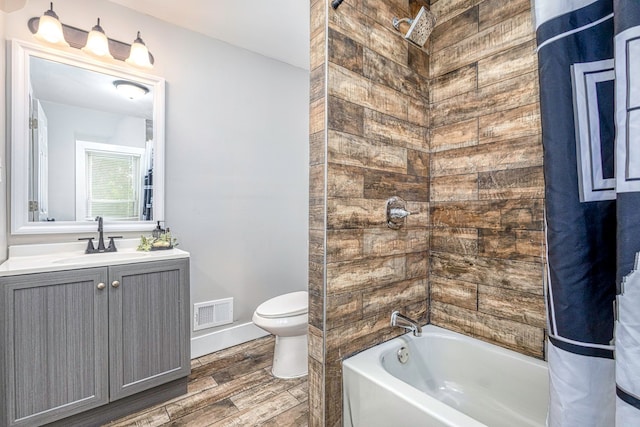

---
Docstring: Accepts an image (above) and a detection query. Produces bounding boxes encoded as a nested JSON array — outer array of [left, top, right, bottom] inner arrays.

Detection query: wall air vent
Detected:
[[194, 298, 233, 331]]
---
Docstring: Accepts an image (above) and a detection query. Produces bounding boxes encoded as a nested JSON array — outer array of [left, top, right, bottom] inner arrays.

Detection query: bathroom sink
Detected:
[[0, 239, 189, 276], [52, 251, 152, 265]]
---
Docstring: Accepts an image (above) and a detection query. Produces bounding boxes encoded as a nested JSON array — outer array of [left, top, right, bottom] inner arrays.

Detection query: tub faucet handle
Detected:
[[386, 197, 415, 229], [389, 207, 411, 219]]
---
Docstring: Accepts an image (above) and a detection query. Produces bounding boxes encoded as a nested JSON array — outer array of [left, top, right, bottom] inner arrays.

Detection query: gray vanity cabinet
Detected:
[[108, 260, 190, 400], [0, 258, 190, 427], [0, 268, 110, 426]]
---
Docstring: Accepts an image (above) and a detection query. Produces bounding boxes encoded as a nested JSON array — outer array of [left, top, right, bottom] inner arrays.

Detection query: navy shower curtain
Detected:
[[535, 0, 640, 425]]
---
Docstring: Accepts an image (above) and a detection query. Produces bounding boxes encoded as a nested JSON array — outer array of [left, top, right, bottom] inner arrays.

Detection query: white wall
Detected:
[[4, 0, 309, 355]]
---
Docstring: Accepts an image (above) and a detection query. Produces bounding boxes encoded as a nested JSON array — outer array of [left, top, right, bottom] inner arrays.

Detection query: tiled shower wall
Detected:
[[309, 0, 546, 425], [309, 0, 430, 425], [428, 0, 545, 359]]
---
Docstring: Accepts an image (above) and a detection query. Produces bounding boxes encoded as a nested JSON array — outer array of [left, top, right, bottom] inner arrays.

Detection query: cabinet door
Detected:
[[108, 259, 190, 400], [0, 268, 109, 427]]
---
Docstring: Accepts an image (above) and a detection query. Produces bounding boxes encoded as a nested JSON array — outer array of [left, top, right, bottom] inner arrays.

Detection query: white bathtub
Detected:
[[343, 325, 548, 427]]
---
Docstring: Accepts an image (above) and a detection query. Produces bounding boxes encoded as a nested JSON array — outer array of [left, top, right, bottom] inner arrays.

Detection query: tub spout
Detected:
[[391, 311, 422, 337]]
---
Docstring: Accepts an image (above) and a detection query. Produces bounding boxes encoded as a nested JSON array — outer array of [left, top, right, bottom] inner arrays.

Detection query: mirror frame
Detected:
[[10, 39, 166, 235]]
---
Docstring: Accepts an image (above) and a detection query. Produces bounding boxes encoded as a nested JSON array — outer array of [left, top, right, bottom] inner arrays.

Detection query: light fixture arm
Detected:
[[90, 18, 106, 35], [27, 17, 154, 64], [43, 2, 60, 20], [133, 31, 146, 46]]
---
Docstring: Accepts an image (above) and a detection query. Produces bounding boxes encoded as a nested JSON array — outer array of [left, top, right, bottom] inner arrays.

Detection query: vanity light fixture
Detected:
[[82, 18, 113, 59], [33, 2, 69, 47], [113, 80, 150, 100], [126, 32, 153, 69], [28, 8, 154, 69]]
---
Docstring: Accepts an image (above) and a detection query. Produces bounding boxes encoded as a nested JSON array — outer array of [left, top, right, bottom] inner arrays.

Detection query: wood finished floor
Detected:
[[104, 336, 309, 427]]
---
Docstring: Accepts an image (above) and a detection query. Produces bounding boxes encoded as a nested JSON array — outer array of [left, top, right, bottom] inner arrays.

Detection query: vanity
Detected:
[[0, 240, 191, 427], [3, 19, 185, 425]]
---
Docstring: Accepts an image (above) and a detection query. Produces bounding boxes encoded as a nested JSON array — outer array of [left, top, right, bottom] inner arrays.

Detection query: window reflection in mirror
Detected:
[[29, 56, 154, 223]]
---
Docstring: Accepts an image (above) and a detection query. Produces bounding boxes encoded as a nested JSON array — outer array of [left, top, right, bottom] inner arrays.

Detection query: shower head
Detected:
[[392, 6, 436, 47]]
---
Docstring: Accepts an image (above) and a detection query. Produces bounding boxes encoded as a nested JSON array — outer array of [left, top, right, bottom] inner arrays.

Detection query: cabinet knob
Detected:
[[111, 280, 120, 288], [97, 282, 106, 290]]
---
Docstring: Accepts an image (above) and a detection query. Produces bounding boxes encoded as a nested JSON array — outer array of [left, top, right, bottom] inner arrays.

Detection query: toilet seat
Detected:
[[255, 291, 308, 319]]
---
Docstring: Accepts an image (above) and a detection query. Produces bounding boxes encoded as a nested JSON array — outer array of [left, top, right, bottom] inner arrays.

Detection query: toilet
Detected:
[[252, 291, 308, 379]]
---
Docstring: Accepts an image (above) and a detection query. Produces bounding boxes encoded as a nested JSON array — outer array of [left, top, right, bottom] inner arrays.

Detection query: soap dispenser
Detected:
[[152, 221, 165, 238]]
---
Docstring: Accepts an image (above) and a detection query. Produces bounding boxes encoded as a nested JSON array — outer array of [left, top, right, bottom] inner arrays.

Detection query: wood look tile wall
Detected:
[[309, 0, 545, 425], [308, 0, 327, 425], [309, 0, 430, 425], [428, 0, 545, 359]]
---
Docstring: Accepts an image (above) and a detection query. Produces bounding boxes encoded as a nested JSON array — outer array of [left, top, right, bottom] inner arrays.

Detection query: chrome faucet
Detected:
[[391, 310, 422, 337], [79, 216, 122, 254]]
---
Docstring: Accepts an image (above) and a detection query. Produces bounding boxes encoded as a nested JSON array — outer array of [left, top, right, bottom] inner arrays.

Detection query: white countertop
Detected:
[[0, 239, 190, 277]]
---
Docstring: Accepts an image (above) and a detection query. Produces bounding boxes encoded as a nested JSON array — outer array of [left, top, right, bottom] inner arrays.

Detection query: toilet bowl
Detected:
[[252, 291, 308, 379]]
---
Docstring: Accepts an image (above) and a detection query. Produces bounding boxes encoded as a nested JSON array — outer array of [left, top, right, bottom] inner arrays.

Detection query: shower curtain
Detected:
[[535, 0, 640, 425]]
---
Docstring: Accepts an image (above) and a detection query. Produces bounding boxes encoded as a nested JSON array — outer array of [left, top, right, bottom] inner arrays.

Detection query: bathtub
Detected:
[[343, 325, 548, 427]]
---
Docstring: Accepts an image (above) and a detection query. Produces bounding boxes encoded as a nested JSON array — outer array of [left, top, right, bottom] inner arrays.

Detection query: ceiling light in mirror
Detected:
[[113, 80, 150, 99]]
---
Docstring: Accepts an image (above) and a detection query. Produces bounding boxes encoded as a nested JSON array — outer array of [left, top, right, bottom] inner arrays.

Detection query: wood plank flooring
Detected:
[[104, 336, 309, 427]]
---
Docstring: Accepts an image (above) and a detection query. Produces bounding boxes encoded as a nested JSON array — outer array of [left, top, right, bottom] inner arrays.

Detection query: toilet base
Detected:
[[271, 334, 308, 379]]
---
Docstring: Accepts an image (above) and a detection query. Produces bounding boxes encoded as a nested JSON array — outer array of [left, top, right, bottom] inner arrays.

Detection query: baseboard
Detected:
[[190, 321, 270, 359]]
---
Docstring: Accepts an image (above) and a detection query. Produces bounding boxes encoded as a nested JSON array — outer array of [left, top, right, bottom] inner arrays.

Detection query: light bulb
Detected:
[[82, 18, 113, 59], [34, 3, 69, 47], [126, 32, 153, 69]]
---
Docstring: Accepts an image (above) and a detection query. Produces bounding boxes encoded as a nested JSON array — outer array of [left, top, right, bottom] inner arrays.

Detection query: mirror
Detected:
[[10, 39, 165, 234]]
